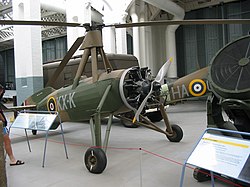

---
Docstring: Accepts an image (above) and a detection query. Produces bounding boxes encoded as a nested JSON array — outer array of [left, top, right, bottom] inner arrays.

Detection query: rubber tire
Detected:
[[84, 148, 107, 174], [120, 111, 139, 128], [166, 124, 183, 142], [146, 110, 163, 122], [121, 119, 139, 128], [193, 168, 211, 182]]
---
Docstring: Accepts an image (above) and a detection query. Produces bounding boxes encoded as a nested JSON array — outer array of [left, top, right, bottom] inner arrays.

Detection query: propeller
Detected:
[[132, 57, 173, 123]]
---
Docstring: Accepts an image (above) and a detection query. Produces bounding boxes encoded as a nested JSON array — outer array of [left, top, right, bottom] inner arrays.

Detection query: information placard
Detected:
[[187, 132, 250, 184], [11, 113, 57, 131], [10, 111, 68, 167]]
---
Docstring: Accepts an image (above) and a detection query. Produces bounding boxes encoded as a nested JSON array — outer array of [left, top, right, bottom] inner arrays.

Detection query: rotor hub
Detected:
[[238, 57, 249, 67]]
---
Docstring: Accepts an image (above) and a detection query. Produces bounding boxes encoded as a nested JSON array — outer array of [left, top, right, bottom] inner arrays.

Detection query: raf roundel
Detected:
[[188, 79, 207, 97], [47, 97, 57, 112]]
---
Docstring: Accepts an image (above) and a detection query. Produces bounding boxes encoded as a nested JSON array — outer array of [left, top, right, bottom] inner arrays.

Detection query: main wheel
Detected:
[[146, 110, 163, 122], [84, 147, 107, 174], [166, 124, 183, 142]]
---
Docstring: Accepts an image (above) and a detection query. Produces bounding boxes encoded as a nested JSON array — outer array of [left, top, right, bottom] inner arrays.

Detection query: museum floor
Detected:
[[4, 101, 241, 187]]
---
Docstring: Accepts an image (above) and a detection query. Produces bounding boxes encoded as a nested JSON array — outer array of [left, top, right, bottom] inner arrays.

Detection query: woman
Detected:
[[0, 84, 24, 166]]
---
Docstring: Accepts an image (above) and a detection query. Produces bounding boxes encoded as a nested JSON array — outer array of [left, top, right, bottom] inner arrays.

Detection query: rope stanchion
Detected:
[[139, 148, 142, 187]]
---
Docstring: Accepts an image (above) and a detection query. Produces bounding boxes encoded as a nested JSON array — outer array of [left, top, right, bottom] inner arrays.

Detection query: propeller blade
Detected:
[[155, 57, 173, 84], [132, 58, 173, 123], [132, 84, 153, 123], [106, 19, 250, 28], [0, 20, 80, 27]]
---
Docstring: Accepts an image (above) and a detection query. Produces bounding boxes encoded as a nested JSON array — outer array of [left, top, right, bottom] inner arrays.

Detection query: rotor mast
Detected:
[[72, 26, 113, 89]]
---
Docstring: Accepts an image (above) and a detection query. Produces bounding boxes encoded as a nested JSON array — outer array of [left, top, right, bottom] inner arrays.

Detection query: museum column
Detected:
[[138, 1, 153, 69], [66, 0, 91, 55], [130, 1, 140, 64], [143, 0, 184, 78], [13, 0, 43, 105], [102, 1, 127, 54], [103, 14, 116, 53], [165, 25, 179, 78], [115, 12, 128, 54]]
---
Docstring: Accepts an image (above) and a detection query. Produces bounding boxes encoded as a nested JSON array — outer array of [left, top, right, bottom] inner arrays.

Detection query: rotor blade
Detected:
[[155, 57, 173, 84], [0, 20, 81, 27], [46, 36, 85, 87], [106, 19, 250, 28]]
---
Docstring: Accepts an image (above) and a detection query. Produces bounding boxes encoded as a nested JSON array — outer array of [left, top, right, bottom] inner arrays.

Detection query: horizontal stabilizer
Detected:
[[0, 102, 36, 112]]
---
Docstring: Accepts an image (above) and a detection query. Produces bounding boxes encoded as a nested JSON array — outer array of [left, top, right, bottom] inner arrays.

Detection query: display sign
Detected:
[[187, 132, 250, 184], [10, 111, 67, 167], [11, 113, 57, 131]]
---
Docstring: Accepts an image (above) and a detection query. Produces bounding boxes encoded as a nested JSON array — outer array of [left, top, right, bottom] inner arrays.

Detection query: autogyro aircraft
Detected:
[[0, 18, 250, 174]]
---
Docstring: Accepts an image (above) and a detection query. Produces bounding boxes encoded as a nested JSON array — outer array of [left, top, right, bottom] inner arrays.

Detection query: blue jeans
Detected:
[[3, 126, 8, 135]]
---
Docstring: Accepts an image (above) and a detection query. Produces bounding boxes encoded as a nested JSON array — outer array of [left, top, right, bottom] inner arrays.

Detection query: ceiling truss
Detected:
[[0, 0, 241, 51], [0, 2, 67, 51]]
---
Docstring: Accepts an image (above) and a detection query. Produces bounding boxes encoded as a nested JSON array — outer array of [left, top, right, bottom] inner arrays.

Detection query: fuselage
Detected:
[[24, 67, 210, 123], [161, 67, 209, 103], [26, 69, 130, 122]]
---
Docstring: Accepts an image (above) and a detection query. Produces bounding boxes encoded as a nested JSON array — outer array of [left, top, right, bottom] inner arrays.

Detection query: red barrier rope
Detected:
[[10, 132, 245, 187]]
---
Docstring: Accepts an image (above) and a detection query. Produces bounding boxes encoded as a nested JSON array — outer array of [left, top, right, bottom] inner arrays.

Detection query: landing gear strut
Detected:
[[116, 102, 184, 142], [84, 85, 112, 174]]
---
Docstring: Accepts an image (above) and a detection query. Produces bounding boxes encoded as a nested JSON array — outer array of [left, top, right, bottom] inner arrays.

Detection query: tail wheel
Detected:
[[121, 119, 139, 128], [166, 124, 183, 142], [193, 168, 211, 182], [120, 111, 139, 128], [84, 147, 107, 174]]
